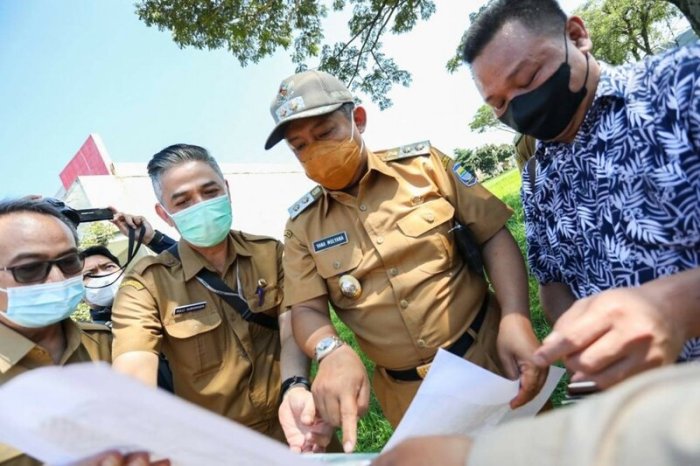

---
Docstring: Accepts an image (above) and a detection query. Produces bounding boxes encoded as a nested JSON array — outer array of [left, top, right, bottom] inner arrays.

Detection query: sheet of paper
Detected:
[[384, 349, 565, 450], [0, 362, 327, 466]]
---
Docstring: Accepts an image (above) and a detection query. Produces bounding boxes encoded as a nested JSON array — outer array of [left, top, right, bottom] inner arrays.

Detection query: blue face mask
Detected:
[[169, 195, 233, 247], [0, 275, 85, 328]]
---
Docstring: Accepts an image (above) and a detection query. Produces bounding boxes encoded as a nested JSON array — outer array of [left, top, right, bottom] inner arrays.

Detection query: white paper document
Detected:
[[384, 349, 565, 450], [0, 363, 339, 466]]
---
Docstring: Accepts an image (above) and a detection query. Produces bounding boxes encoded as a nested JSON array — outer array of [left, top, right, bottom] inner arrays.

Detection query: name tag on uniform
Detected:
[[313, 232, 348, 253], [173, 301, 207, 315]]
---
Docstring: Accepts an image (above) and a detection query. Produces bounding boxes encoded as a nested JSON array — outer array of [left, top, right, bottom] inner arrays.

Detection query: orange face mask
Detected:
[[298, 124, 364, 191]]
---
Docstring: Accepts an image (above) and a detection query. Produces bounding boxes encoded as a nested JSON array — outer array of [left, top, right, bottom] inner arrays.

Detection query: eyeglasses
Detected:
[[0, 253, 85, 284]]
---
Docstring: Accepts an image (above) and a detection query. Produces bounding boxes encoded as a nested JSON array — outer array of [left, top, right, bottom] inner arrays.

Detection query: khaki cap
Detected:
[[264, 70, 354, 150]]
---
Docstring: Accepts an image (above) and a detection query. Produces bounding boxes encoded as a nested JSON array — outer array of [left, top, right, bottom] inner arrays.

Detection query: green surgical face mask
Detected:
[[169, 195, 233, 247]]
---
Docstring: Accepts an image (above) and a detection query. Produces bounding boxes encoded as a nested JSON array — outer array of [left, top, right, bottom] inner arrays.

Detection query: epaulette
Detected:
[[379, 140, 431, 162], [288, 185, 323, 220], [238, 231, 279, 243], [78, 321, 112, 333], [129, 253, 175, 273]]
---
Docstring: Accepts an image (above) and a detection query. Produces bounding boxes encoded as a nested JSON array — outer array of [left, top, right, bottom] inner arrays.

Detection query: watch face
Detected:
[[317, 337, 334, 352]]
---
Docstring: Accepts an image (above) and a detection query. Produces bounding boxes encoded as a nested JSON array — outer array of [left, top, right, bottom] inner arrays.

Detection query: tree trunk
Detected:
[[667, 0, 700, 35]]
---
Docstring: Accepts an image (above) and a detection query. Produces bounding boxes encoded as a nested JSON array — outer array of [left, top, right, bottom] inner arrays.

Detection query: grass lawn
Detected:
[[334, 168, 565, 452]]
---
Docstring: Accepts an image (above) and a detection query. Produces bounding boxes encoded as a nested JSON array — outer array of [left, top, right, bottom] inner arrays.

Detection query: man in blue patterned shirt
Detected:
[[462, 0, 700, 390]]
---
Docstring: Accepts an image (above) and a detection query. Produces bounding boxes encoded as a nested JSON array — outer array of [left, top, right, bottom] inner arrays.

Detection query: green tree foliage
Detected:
[[468, 104, 515, 134], [135, 0, 436, 109], [576, 0, 682, 65], [79, 222, 118, 248], [455, 144, 510, 179]]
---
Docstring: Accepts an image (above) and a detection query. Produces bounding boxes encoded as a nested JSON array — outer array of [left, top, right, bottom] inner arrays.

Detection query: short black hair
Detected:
[[0, 198, 79, 243], [147, 144, 225, 202], [462, 0, 567, 64], [80, 245, 121, 267]]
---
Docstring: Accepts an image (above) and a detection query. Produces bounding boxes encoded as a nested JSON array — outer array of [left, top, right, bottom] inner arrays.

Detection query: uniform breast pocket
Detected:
[[618, 163, 700, 247], [316, 244, 364, 310], [163, 308, 224, 376], [397, 198, 455, 273]]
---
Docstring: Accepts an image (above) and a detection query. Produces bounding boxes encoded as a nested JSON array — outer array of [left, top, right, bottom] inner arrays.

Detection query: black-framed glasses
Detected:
[[0, 253, 85, 284]]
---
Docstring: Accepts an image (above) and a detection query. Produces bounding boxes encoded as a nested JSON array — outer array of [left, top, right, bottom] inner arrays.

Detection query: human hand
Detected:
[[372, 436, 473, 466], [70, 450, 170, 466], [111, 209, 155, 244], [312, 345, 370, 453], [532, 286, 685, 388], [279, 386, 335, 453], [497, 314, 548, 408]]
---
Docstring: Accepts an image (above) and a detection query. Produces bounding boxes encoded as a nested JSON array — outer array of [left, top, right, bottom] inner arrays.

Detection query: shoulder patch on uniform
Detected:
[[380, 141, 431, 162], [452, 162, 477, 187], [288, 185, 323, 220], [119, 279, 145, 291]]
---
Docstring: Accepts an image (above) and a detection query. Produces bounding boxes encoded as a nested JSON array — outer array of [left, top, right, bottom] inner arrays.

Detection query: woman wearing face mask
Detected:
[[81, 246, 124, 324]]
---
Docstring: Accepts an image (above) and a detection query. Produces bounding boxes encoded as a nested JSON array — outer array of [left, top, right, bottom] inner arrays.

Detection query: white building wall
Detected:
[[65, 163, 315, 245]]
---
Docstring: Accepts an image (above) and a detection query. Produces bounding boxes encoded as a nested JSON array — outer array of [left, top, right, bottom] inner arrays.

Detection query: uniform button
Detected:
[[359, 204, 367, 212], [425, 213, 435, 223], [376, 236, 384, 244], [389, 267, 398, 276], [417, 339, 427, 348], [415, 143, 425, 151], [400, 299, 409, 308], [333, 260, 341, 269], [293, 204, 300, 211], [411, 196, 422, 205]]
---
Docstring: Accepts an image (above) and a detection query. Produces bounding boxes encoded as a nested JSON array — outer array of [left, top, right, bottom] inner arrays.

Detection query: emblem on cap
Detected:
[[277, 82, 291, 101], [338, 274, 362, 299]]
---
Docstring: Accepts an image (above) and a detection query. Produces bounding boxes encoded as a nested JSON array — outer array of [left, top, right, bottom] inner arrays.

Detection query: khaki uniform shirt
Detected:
[[283, 143, 512, 424], [470, 363, 700, 465], [112, 231, 285, 439], [0, 320, 111, 466]]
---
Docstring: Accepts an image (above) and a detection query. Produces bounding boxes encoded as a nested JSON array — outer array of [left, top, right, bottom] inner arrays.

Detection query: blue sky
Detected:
[[0, 1, 583, 198]]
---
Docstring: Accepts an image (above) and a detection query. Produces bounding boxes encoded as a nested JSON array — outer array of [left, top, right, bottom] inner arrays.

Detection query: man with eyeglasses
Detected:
[[0, 198, 114, 465]]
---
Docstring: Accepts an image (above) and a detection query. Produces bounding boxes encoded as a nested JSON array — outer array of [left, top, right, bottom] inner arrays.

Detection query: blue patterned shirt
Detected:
[[523, 43, 700, 361]]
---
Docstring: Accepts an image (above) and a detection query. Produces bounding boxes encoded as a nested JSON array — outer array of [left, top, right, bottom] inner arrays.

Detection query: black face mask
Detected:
[[498, 33, 590, 141]]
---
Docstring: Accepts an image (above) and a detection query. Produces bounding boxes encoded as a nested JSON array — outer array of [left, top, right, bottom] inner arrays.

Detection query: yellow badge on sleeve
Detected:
[[119, 279, 145, 291]]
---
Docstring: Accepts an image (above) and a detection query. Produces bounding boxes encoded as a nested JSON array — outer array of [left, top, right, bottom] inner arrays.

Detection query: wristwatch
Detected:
[[314, 335, 345, 362]]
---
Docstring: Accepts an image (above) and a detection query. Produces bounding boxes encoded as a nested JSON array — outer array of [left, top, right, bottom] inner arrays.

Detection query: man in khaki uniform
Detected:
[[111, 144, 333, 452], [0, 198, 112, 466], [264, 70, 547, 452], [374, 362, 700, 466]]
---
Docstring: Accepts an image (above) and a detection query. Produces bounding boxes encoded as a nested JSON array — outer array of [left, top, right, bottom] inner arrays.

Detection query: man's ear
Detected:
[[353, 106, 367, 134], [567, 16, 592, 53], [155, 203, 174, 228]]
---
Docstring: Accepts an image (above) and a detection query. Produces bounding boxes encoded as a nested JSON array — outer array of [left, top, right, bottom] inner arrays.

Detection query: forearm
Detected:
[[291, 296, 337, 358], [540, 282, 576, 325], [279, 311, 310, 381], [482, 227, 530, 318], [112, 351, 159, 387], [643, 267, 700, 340]]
